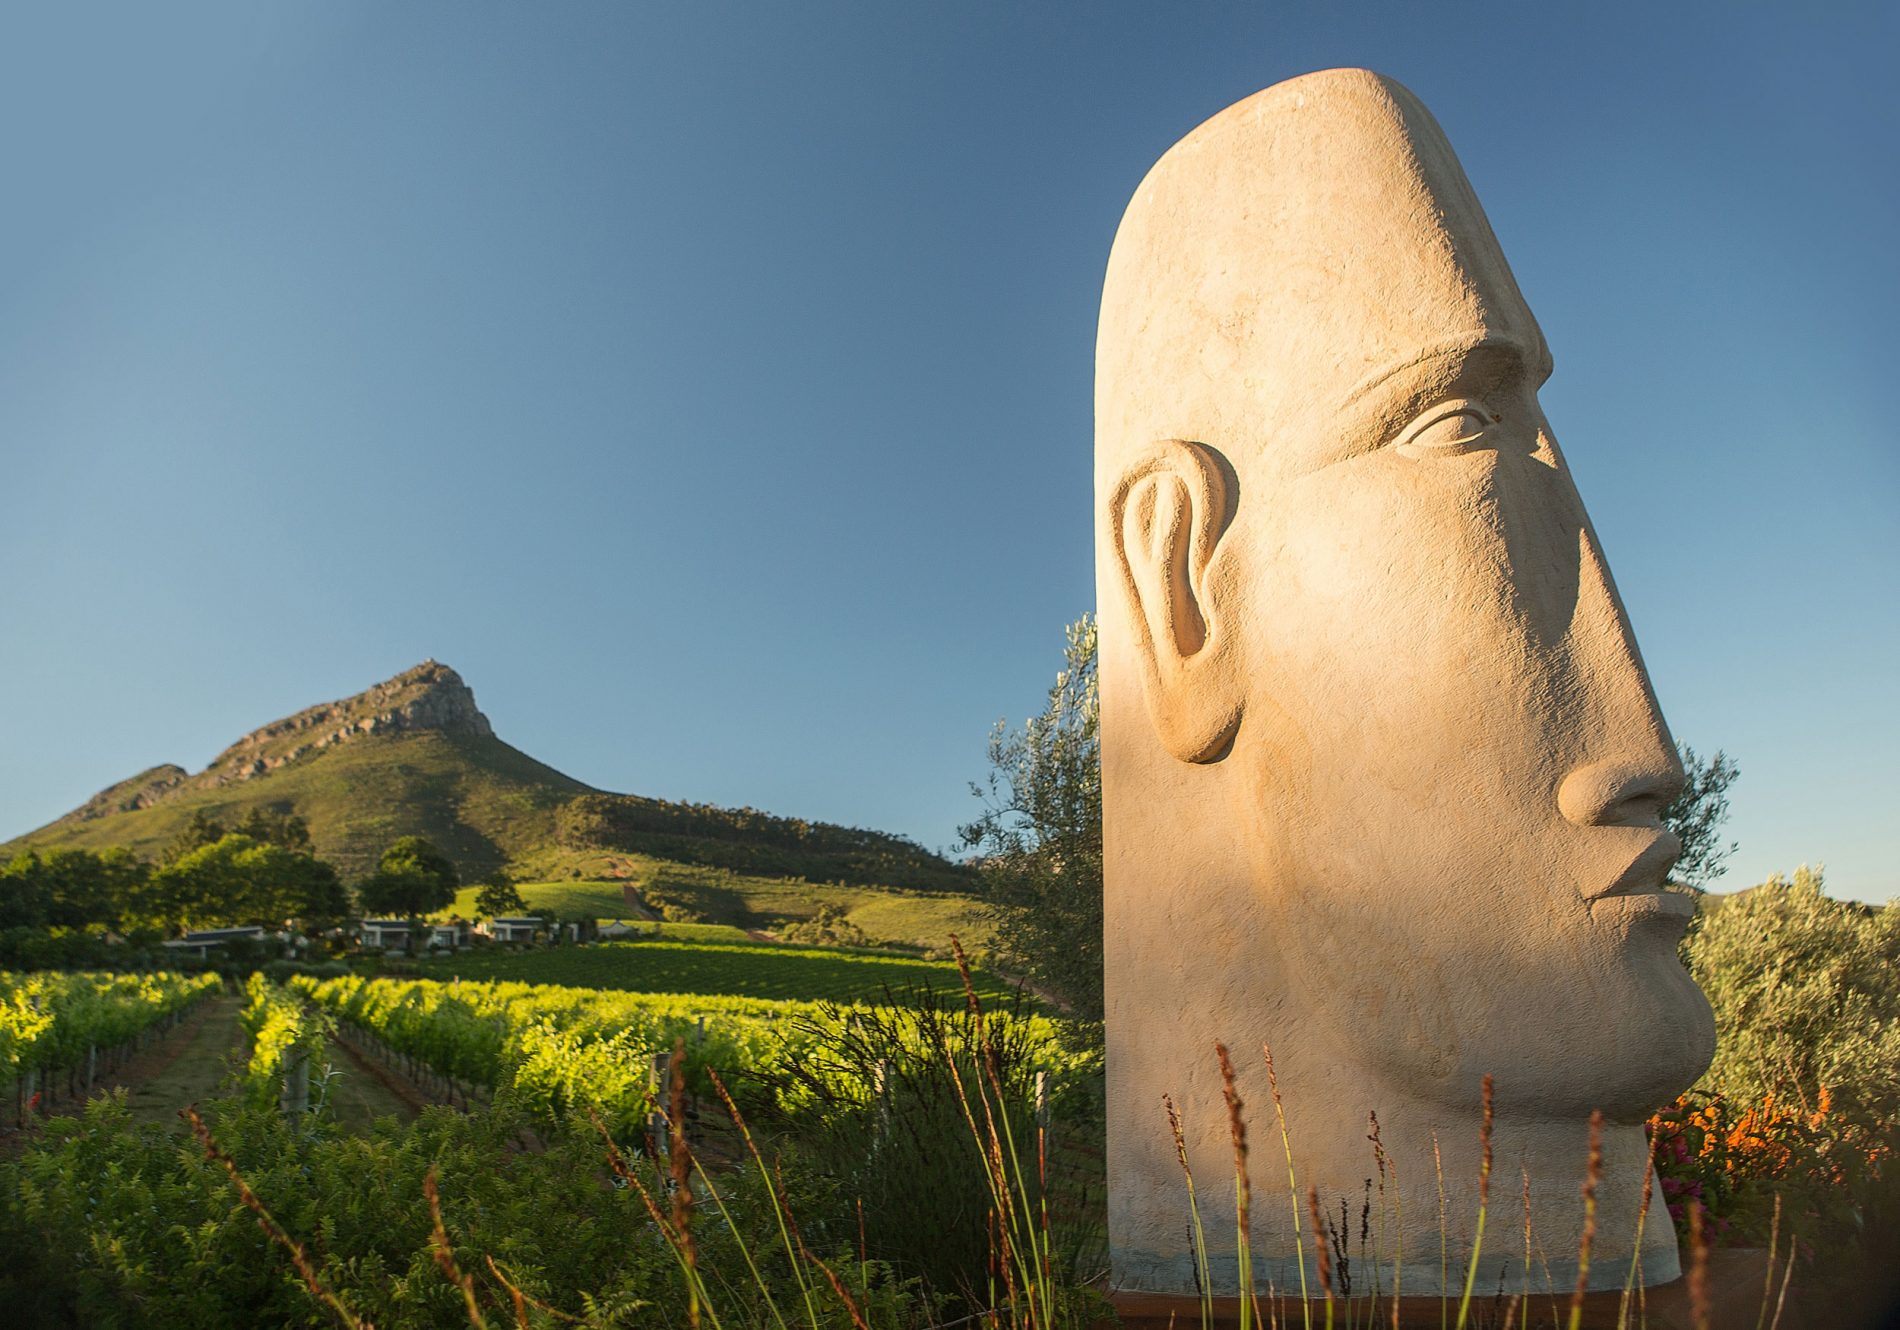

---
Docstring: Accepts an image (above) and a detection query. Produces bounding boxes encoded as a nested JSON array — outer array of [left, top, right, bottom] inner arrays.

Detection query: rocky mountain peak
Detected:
[[55, 660, 499, 825], [198, 660, 494, 786]]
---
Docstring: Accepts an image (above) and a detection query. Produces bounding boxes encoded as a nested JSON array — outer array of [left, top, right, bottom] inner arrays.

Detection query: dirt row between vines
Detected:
[[5, 995, 427, 1148]]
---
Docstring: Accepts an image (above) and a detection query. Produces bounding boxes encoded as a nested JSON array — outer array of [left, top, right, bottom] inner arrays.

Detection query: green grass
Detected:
[[446, 862, 995, 951], [66, 999, 414, 1135], [416, 938, 1024, 1007], [443, 879, 635, 921], [636, 921, 756, 944], [314, 1036, 418, 1131]]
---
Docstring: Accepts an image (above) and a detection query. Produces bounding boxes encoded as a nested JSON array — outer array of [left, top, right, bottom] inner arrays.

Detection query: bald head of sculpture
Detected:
[[1096, 70, 1716, 1122]]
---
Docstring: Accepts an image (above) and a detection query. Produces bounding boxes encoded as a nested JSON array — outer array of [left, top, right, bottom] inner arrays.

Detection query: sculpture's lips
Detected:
[[1587, 830, 1683, 903]]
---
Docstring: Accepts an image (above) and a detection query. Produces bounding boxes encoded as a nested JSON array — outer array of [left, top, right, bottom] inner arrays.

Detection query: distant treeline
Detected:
[[554, 794, 973, 894]]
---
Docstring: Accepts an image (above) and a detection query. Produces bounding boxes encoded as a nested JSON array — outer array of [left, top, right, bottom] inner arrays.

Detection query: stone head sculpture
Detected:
[[1097, 69, 1717, 1297]]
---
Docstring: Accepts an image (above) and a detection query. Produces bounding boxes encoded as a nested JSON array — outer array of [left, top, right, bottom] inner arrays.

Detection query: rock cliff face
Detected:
[[66, 764, 191, 823], [197, 660, 494, 787], [63, 661, 496, 818]]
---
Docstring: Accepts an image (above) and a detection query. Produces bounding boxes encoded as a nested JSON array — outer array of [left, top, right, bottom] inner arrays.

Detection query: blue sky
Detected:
[[2, 3, 1894, 901]]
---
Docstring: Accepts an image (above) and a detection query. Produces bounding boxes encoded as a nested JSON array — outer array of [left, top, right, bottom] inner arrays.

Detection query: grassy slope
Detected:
[[447, 867, 995, 951], [6, 730, 587, 880], [415, 939, 1021, 1007], [6, 681, 988, 945]]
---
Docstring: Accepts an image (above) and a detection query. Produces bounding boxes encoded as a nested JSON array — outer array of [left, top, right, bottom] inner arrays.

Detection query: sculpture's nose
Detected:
[[1554, 515, 1684, 830], [1558, 757, 1683, 828]]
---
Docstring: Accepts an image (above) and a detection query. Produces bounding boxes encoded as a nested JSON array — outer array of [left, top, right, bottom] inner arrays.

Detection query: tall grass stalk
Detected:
[[684, 1146, 791, 1330], [666, 1041, 703, 1330], [1369, 1112, 1400, 1330], [1305, 1185, 1335, 1330], [1768, 1241, 1797, 1330], [184, 1106, 372, 1330], [1754, 1194, 1780, 1330], [1565, 1109, 1604, 1330], [1521, 1166, 1533, 1314], [1685, 1201, 1710, 1330], [1262, 1041, 1312, 1330], [705, 1068, 821, 1330], [1431, 1133, 1447, 1330], [1167, 1094, 1216, 1329], [480, 1255, 578, 1328], [947, 937, 1054, 1330], [425, 1166, 491, 1330], [1452, 1074, 1494, 1330], [1616, 1127, 1660, 1330], [1522, 1167, 1563, 1330], [593, 1108, 725, 1330], [1216, 1043, 1258, 1330]]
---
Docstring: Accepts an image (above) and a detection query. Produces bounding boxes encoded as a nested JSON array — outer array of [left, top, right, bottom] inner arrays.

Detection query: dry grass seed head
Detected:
[[1480, 1074, 1495, 1208], [1687, 1201, 1710, 1330], [1306, 1184, 1333, 1299], [1215, 1042, 1251, 1230], [1568, 1109, 1605, 1325]]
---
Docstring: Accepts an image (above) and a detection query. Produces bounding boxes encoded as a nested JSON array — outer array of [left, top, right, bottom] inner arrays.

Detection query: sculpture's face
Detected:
[[1097, 70, 1715, 1120], [1224, 326, 1715, 1119]]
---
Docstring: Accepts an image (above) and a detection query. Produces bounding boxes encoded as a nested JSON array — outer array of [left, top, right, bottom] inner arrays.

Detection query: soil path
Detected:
[[98, 995, 247, 1127], [39, 997, 416, 1135], [317, 1033, 422, 1129]]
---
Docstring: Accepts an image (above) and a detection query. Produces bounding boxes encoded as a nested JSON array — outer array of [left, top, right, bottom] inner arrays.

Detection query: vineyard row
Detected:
[[2, 969, 224, 1124]]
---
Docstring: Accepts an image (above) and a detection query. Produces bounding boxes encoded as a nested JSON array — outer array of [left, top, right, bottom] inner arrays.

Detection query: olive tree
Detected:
[[961, 615, 1102, 1021], [1663, 745, 1742, 889]]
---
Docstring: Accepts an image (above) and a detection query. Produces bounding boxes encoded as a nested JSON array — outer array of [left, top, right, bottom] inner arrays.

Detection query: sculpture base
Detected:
[[1107, 1248, 1784, 1330]]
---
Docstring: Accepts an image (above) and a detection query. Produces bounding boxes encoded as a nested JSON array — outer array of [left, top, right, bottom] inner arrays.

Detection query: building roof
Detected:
[[178, 926, 268, 942]]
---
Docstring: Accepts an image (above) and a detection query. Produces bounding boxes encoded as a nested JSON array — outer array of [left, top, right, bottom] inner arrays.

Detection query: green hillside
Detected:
[[442, 868, 996, 951], [3, 661, 977, 914], [10, 728, 582, 881]]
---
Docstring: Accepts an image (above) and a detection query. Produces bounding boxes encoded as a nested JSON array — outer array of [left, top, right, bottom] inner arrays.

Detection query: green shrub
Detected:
[[1691, 866, 1900, 1130], [1674, 867, 1900, 1305], [0, 1094, 887, 1328], [749, 988, 1103, 1311]]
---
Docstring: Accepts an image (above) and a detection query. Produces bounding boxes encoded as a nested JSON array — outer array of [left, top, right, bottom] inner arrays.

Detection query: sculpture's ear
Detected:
[[1106, 440, 1243, 763]]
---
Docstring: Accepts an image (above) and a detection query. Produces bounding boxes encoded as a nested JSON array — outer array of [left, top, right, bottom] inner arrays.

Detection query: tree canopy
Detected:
[[473, 875, 527, 920], [1662, 745, 1741, 889], [160, 805, 316, 866], [146, 834, 347, 931], [961, 614, 1102, 1021], [358, 836, 460, 920], [0, 847, 147, 931], [1691, 866, 1900, 1126]]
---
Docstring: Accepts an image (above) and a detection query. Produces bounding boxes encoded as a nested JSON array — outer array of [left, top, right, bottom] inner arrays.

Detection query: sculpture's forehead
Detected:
[[1097, 70, 1545, 461]]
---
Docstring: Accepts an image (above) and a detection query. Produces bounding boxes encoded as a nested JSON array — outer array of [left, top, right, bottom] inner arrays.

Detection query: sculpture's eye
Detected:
[[1396, 403, 1495, 459]]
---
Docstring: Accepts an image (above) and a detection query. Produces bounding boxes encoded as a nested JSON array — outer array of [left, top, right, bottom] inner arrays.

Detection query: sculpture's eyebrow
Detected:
[[1341, 331, 1551, 415], [1295, 331, 1551, 474]]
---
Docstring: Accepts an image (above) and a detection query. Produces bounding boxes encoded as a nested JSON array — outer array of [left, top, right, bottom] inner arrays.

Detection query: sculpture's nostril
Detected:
[[1559, 759, 1682, 828]]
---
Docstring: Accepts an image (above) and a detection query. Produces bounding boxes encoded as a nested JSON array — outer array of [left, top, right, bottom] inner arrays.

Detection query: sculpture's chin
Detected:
[[1304, 932, 1717, 1123], [1486, 953, 1717, 1122], [1625, 954, 1719, 1110]]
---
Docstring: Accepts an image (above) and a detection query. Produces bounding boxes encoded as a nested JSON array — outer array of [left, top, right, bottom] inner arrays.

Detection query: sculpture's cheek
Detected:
[[1225, 454, 1690, 1111]]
